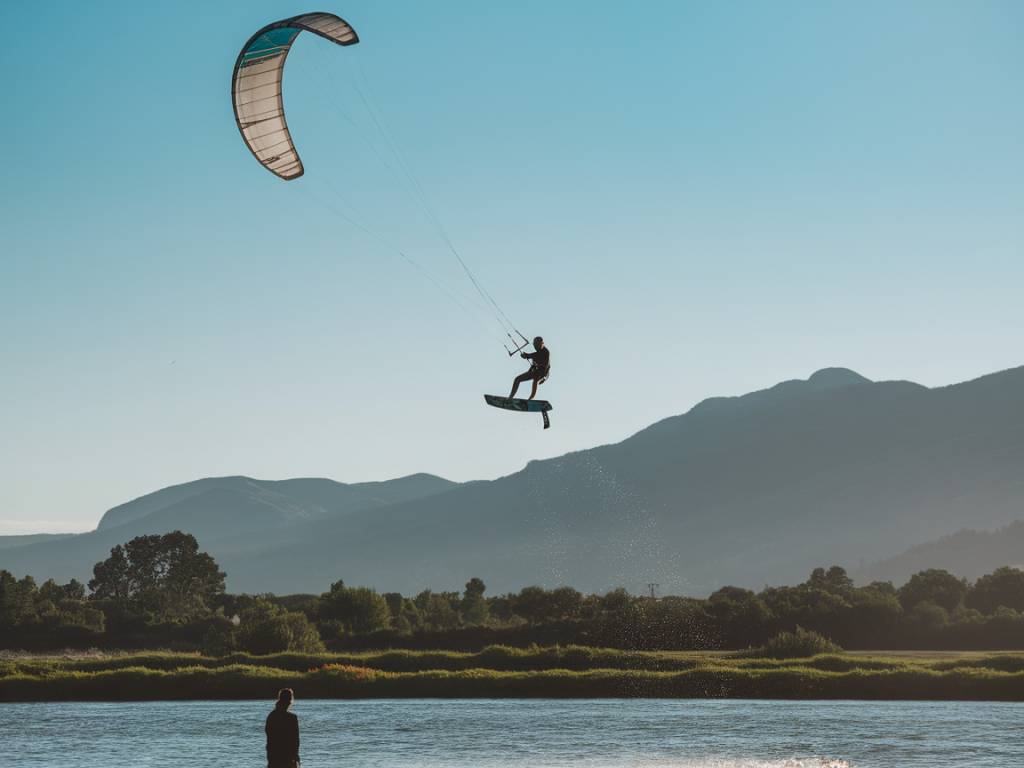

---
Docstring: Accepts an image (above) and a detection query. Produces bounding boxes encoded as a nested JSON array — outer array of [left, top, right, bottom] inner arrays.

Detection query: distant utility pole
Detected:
[[646, 582, 660, 599]]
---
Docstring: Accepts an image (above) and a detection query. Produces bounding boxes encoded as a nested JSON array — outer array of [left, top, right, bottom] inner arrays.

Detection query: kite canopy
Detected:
[[232, 12, 359, 180]]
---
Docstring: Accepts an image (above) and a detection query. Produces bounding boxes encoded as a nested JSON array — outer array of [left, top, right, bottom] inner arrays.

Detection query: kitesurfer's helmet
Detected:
[[534, 336, 544, 347]]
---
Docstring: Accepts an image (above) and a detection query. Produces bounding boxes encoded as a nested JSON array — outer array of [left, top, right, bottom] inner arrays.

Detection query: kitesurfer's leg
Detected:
[[510, 371, 532, 398], [528, 378, 539, 400]]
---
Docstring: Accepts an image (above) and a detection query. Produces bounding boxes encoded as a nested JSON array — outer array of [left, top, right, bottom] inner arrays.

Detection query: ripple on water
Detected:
[[1, 699, 1021, 768]]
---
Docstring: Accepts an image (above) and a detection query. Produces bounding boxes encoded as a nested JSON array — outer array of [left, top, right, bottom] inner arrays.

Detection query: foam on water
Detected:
[[532, 758, 851, 768]]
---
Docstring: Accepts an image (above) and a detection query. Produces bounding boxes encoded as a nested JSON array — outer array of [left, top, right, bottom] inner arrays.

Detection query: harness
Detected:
[[532, 356, 551, 385]]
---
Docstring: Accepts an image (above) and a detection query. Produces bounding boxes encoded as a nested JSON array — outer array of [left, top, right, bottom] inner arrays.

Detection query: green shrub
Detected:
[[757, 627, 842, 658]]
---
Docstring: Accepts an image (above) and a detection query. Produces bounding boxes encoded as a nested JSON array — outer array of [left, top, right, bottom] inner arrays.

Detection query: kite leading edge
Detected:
[[232, 13, 358, 180]]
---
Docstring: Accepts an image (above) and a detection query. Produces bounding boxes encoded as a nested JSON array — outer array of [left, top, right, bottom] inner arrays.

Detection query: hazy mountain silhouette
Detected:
[[856, 521, 1024, 585], [0, 474, 456, 585], [0, 533, 73, 551], [96, 474, 458, 531], [3, 366, 1023, 595]]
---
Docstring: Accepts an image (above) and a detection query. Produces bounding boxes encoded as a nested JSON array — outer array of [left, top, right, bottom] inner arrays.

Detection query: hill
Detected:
[[857, 521, 1024, 585], [0, 474, 457, 586], [3, 365, 1023, 595], [218, 366, 1024, 594], [0, 533, 74, 551]]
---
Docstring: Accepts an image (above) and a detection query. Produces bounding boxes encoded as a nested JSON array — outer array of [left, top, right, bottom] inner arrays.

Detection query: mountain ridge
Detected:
[[97, 473, 457, 531], [3, 366, 1023, 596], [857, 521, 1024, 584]]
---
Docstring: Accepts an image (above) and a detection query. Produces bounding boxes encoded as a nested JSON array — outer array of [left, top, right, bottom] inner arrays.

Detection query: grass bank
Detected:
[[2, 646, 1022, 701]]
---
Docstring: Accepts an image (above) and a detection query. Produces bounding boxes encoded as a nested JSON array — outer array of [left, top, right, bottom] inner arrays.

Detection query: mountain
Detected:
[[856, 522, 1024, 585], [95, 474, 457, 531], [0, 474, 457, 586], [0, 533, 74, 551], [217, 365, 1023, 595], [3, 366, 1024, 596]]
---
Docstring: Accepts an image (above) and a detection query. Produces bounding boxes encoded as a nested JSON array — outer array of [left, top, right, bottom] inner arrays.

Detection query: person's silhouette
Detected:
[[265, 688, 300, 768], [509, 336, 550, 400]]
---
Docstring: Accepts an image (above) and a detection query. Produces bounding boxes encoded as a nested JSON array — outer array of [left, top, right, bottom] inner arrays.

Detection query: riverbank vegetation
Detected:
[[3, 531, 1024, 655], [2, 646, 1023, 701]]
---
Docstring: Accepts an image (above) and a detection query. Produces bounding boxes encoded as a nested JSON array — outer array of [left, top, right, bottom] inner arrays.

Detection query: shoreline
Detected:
[[3, 648, 1023, 703]]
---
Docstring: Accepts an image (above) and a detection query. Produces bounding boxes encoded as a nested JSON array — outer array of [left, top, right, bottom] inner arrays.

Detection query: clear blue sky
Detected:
[[2, 1, 1022, 533]]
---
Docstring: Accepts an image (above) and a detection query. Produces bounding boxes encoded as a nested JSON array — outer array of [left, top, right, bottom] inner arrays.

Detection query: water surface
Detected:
[[3, 699, 1020, 768]]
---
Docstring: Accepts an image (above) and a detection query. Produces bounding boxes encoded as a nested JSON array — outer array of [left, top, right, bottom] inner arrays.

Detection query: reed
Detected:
[[2, 647, 1022, 702]]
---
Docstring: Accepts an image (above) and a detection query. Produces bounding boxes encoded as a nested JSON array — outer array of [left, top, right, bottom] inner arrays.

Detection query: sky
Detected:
[[2, 0, 1022, 534]]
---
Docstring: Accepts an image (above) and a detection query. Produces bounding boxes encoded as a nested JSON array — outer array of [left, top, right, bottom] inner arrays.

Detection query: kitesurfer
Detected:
[[510, 337, 550, 400], [266, 688, 300, 768]]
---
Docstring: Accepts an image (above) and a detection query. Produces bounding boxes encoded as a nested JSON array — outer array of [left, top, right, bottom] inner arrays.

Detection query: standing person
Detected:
[[509, 336, 550, 400], [266, 688, 300, 768]]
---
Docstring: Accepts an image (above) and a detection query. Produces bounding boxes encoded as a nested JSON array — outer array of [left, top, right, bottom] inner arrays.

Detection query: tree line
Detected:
[[2, 531, 1024, 653]]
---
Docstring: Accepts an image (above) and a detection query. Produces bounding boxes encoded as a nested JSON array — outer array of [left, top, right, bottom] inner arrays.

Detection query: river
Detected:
[[2, 699, 1020, 767]]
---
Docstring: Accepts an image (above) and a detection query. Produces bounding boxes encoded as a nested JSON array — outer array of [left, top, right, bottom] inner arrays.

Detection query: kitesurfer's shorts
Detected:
[[529, 366, 549, 381]]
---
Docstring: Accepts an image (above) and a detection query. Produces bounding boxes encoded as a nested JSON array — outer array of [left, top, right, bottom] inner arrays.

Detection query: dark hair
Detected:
[[533, 336, 543, 345], [276, 688, 294, 707]]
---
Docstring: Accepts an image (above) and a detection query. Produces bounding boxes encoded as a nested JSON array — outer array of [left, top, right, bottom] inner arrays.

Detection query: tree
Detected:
[[0, 571, 34, 628], [644, 596, 716, 650], [897, 569, 967, 612], [907, 600, 949, 631], [0, 571, 105, 647], [39, 579, 85, 603], [88, 531, 226, 620], [512, 586, 583, 624], [708, 586, 771, 646], [865, 580, 897, 597], [398, 597, 424, 632], [549, 586, 584, 621], [235, 599, 325, 654], [319, 581, 390, 635], [967, 567, 1024, 614], [805, 566, 854, 596], [599, 588, 631, 614], [464, 578, 486, 601], [461, 578, 489, 625], [414, 590, 460, 630], [383, 592, 404, 618], [759, 585, 849, 636], [845, 584, 902, 644]]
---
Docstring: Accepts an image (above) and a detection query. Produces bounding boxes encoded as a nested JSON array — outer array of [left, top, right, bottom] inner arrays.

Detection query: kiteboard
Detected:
[[484, 395, 553, 430]]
